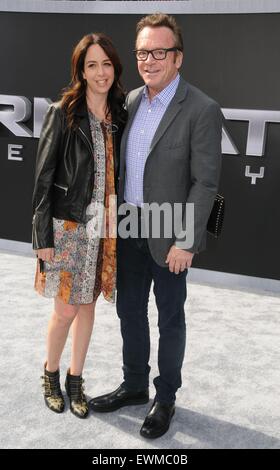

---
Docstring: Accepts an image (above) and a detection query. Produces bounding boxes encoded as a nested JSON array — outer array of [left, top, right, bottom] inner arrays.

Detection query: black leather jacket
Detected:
[[32, 100, 125, 250]]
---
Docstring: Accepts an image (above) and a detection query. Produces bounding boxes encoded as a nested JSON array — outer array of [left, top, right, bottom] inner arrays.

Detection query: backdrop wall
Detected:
[[0, 3, 279, 282]]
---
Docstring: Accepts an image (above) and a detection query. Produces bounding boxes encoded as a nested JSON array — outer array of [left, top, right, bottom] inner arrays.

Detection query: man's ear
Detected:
[[175, 51, 183, 69]]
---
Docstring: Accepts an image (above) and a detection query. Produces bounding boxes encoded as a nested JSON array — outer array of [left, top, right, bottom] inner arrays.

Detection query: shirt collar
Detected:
[[142, 73, 180, 105]]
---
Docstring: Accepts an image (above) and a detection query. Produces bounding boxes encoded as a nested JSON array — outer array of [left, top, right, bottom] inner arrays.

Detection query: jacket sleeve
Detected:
[[175, 101, 222, 252], [32, 104, 62, 250]]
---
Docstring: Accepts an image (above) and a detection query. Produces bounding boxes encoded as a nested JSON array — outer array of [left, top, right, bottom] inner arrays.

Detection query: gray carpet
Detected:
[[0, 251, 279, 449]]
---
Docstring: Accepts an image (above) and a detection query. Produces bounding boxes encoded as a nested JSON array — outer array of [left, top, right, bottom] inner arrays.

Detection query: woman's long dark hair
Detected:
[[60, 33, 126, 128]]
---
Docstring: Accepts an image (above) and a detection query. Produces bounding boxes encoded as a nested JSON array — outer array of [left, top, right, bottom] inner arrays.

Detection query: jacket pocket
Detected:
[[161, 145, 187, 159]]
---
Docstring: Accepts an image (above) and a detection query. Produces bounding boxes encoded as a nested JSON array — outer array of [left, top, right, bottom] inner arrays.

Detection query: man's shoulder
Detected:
[[125, 79, 220, 111], [126, 86, 145, 107], [184, 81, 220, 109]]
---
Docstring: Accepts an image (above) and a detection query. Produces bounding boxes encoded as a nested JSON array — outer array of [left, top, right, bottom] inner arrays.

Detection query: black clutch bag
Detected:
[[207, 194, 225, 238]]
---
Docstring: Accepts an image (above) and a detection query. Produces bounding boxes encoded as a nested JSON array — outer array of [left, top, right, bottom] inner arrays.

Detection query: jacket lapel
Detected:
[[148, 77, 188, 155], [119, 78, 188, 185], [76, 102, 92, 144]]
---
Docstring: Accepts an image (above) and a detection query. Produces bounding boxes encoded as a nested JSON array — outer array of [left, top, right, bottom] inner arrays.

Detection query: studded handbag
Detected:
[[207, 194, 225, 238]]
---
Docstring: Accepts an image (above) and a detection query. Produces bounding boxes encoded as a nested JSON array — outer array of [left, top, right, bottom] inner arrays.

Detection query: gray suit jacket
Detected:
[[119, 76, 222, 267]]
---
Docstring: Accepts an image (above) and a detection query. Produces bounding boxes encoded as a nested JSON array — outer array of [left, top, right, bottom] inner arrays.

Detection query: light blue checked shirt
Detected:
[[124, 74, 180, 207]]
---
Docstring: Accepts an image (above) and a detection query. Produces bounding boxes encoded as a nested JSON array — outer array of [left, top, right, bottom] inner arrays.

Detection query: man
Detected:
[[90, 13, 222, 439]]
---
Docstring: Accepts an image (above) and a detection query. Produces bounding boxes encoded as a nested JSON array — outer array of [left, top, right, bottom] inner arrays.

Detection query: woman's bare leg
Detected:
[[70, 301, 96, 376], [46, 297, 79, 372]]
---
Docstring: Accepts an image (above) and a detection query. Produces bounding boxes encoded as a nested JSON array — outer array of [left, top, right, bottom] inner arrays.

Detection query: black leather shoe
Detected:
[[89, 385, 149, 412], [140, 401, 175, 439]]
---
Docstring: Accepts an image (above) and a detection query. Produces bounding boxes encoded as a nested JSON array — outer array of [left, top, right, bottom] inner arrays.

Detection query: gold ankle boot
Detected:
[[65, 369, 89, 419], [41, 363, 65, 413]]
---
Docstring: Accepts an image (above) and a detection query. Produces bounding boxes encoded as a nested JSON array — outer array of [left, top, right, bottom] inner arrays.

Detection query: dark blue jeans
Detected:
[[116, 235, 187, 405]]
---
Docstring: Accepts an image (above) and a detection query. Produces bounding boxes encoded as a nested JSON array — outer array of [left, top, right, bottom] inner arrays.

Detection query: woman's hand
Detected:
[[35, 248, 55, 262]]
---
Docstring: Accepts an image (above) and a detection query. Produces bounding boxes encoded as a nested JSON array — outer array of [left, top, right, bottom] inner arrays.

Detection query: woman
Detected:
[[32, 33, 126, 418]]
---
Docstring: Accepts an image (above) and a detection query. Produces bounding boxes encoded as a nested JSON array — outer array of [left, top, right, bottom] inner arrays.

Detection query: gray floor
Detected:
[[0, 250, 279, 449]]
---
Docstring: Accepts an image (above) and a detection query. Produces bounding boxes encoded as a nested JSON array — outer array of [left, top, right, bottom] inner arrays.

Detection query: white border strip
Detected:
[[1, 239, 279, 294], [188, 268, 280, 295], [0, 239, 33, 256], [0, 1, 280, 14]]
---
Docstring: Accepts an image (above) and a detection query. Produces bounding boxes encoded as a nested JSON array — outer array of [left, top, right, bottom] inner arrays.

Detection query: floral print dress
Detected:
[[34, 111, 117, 305]]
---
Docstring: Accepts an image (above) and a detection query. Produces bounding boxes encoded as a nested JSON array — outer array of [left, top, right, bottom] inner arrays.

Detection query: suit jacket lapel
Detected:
[[120, 78, 188, 174], [148, 77, 188, 155]]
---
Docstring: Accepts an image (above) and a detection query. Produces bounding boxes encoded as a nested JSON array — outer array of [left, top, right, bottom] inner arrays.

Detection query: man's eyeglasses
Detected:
[[133, 48, 180, 61]]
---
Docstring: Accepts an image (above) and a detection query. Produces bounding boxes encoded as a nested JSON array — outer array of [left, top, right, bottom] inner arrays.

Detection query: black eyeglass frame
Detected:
[[133, 47, 180, 61]]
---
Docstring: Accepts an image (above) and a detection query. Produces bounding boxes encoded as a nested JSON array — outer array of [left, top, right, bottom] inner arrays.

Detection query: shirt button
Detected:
[[148, 109, 151, 113], [140, 130, 144, 134]]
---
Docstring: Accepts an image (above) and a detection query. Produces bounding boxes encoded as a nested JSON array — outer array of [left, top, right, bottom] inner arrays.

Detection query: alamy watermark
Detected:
[[86, 195, 194, 250]]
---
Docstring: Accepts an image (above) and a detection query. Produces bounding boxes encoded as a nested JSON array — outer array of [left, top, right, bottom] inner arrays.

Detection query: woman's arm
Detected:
[[32, 103, 63, 251]]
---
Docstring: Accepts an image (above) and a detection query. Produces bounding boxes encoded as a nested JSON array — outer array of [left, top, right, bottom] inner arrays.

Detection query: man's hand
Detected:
[[165, 245, 194, 274], [35, 248, 55, 263]]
